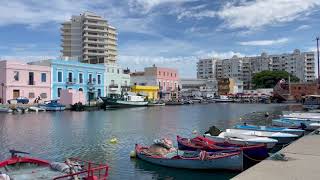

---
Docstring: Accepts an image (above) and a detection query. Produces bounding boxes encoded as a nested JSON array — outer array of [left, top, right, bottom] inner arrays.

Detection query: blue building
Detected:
[[30, 59, 105, 102]]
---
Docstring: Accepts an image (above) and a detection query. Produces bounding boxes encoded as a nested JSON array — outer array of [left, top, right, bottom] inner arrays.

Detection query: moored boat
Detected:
[[234, 124, 305, 136], [29, 106, 46, 112], [0, 150, 109, 180], [101, 93, 148, 108], [272, 118, 320, 131], [0, 107, 13, 113], [38, 100, 66, 111], [226, 129, 298, 144], [177, 136, 268, 161], [204, 132, 278, 150], [212, 95, 234, 103], [135, 144, 243, 171]]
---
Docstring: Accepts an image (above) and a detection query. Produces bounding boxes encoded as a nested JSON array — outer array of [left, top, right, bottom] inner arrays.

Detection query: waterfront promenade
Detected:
[[233, 129, 320, 180]]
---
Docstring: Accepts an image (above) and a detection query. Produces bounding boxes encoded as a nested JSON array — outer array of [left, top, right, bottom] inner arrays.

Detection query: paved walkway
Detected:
[[233, 130, 320, 180]]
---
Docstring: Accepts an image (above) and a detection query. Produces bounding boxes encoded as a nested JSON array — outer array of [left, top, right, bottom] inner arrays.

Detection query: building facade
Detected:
[[217, 78, 243, 95], [181, 78, 218, 98], [197, 58, 217, 79], [131, 85, 159, 100], [0, 60, 51, 103], [61, 12, 117, 64], [30, 59, 105, 102], [130, 66, 180, 99], [198, 50, 315, 90], [104, 63, 131, 96]]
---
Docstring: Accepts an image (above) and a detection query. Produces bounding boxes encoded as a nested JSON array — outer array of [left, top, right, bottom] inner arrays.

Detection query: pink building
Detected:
[[131, 65, 180, 99], [0, 60, 51, 104]]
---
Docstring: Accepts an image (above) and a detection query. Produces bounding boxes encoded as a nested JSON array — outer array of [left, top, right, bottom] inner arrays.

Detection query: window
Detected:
[[79, 88, 83, 92], [117, 69, 120, 74], [13, 71, 19, 81], [57, 88, 62, 97], [111, 80, 115, 85], [41, 73, 46, 82], [29, 72, 34, 85], [79, 73, 83, 84], [40, 93, 47, 99], [158, 71, 161, 75], [29, 92, 35, 98], [97, 89, 101, 97], [163, 72, 165, 76], [124, 81, 127, 86], [171, 73, 172, 77], [97, 74, 101, 84], [58, 71, 63, 82], [112, 69, 114, 73], [88, 73, 93, 83], [68, 72, 73, 82]]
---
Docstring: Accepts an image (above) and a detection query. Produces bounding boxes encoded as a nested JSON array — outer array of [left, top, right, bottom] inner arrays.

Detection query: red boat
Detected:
[[177, 136, 269, 161], [0, 150, 109, 180]]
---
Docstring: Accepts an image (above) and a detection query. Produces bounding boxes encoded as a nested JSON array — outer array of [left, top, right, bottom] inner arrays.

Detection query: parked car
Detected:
[[8, 97, 29, 104]]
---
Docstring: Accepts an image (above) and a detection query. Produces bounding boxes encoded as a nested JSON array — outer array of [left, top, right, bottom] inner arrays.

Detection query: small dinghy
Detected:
[[226, 129, 298, 144], [0, 150, 109, 180], [234, 124, 305, 136], [177, 136, 268, 161], [135, 144, 243, 171]]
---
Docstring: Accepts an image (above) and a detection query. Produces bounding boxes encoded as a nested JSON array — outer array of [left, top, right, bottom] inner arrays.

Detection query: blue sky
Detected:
[[0, 0, 320, 77]]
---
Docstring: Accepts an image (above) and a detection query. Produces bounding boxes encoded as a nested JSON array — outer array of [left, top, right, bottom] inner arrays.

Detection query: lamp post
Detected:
[[1, 83, 4, 104]]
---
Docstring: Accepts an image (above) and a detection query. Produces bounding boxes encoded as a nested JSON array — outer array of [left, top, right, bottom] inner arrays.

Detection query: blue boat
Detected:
[[234, 124, 305, 136], [272, 118, 320, 131], [39, 100, 66, 111]]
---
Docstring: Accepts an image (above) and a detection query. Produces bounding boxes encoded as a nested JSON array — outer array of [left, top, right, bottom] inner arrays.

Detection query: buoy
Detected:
[[130, 150, 136, 158], [109, 137, 118, 144]]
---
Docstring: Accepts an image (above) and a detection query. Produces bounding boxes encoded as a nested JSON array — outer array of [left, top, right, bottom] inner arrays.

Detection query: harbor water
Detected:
[[0, 103, 289, 179]]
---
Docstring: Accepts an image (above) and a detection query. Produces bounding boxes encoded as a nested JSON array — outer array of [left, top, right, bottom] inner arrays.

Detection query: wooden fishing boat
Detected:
[[226, 129, 298, 144], [39, 100, 66, 111], [177, 136, 268, 160], [135, 144, 243, 171], [234, 124, 305, 136], [0, 150, 109, 180]]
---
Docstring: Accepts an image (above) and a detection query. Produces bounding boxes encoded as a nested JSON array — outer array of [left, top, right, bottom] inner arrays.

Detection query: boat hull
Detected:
[[177, 136, 268, 161], [101, 97, 148, 108], [204, 134, 277, 150], [38, 105, 65, 111], [272, 119, 320, 131], [234, 125, 305, 137], [135, 145, 243, 171]]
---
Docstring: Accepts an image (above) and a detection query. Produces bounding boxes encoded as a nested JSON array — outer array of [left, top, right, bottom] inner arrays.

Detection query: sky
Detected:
[[0, 0, 320, 78]]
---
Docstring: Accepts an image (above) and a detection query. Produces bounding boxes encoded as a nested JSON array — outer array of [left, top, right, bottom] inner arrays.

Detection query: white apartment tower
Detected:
[[197, 58, 218, 79], [61, 12, 117, 64], [197, 49, 315, 89]]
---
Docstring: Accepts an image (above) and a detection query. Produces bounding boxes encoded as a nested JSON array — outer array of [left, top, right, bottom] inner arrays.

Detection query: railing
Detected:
[[109, 84, 119, 88], [53, 158, 108, 180], [66, 78, 77, 85], [88, 78, 96, 85]]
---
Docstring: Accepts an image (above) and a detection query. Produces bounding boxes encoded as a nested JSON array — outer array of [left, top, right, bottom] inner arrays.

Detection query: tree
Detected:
[[252, 70, 299, 89]]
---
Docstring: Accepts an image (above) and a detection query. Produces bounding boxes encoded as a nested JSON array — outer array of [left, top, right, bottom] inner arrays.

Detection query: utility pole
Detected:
[[317, 37, 320, 83]]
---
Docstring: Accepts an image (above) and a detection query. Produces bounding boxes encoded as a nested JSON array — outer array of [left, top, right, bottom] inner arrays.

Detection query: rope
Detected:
[[242, 152, 265, 162]]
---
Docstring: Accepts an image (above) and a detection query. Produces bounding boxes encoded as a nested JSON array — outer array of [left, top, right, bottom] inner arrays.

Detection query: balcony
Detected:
[[66, 78, 77, 85], [87, 78, 96, 86]]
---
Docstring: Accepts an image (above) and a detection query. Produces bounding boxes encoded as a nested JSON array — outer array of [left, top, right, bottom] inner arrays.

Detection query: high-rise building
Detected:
[[196, 58, 217, 79], [197, 49, 315, 89], [61, 12, 117, 64]]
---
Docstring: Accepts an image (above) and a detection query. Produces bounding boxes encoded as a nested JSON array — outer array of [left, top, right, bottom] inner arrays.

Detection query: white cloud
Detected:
[[295, 24, 311, 31], [177, 10, 216, 20], [217, 0, 320, 30], [129, 0, 197, 13], [239, 38, 289, 46]]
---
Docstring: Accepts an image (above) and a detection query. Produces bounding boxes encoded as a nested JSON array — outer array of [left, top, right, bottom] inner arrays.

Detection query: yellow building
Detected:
[[130, 85, 159, 100]]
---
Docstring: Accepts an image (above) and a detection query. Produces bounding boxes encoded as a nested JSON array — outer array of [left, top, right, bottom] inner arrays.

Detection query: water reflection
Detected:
[[0, 104, 287, 179]]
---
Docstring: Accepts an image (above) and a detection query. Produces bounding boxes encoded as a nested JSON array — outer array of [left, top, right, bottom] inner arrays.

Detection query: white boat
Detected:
[[29, 106, 46, 112], [212, 95, 234, 103], [234, 124, 305, 136], [101, 93, 148, 108], [282, 112, 320, 121], [0, 107, 13, 113], [204, 132, 278, 150], [272, 118, 320, 131], [226, 129, 298, 144]]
